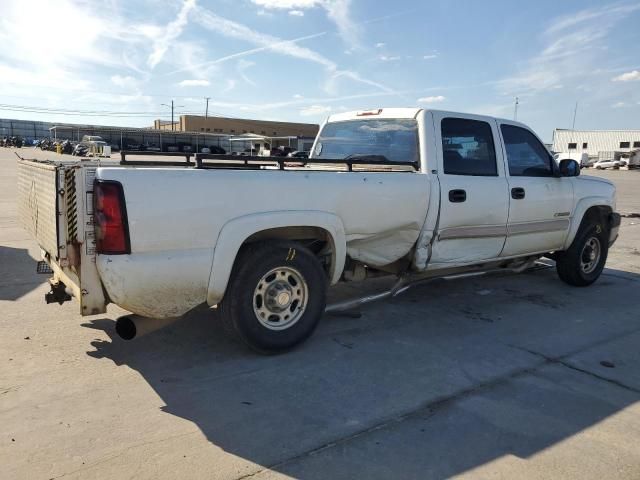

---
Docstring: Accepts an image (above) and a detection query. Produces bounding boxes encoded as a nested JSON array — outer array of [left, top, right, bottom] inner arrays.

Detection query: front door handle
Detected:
[[511, 187, 525, 200], [449, 189, 466, 203]]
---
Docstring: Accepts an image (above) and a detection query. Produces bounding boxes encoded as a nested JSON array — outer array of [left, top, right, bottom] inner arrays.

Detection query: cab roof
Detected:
[[325, 108, 530, 130]]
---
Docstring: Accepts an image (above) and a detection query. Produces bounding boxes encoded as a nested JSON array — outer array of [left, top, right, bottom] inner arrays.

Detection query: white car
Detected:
[[594, 159, 621, 170], [18, 108, 621, 353]]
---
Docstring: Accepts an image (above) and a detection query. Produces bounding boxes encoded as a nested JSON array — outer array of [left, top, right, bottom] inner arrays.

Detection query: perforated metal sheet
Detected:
[[17, 160, 60, 258]]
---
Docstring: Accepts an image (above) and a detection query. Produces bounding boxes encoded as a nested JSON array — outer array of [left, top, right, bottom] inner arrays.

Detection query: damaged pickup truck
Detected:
[[18, 108, 621, 353]]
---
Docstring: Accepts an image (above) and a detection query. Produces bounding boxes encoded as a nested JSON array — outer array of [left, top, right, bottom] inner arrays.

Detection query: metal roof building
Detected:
[[552, 129, 640, 158]]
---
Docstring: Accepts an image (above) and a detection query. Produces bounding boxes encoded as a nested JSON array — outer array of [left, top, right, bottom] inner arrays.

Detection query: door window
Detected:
[[441, 118, 497, 176], [501, 125, 554, 177]]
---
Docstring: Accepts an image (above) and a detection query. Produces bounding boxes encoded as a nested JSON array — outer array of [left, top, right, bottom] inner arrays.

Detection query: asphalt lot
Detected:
[[2, 148, 640, 479]]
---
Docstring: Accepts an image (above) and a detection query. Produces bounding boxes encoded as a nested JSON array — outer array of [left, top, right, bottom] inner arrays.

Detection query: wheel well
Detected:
[[243, 226, 335, 278], [581, 205, 612, 230]]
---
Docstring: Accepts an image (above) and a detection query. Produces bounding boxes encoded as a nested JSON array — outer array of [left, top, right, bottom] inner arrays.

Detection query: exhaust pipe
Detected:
[[115, 315, 180, 340]]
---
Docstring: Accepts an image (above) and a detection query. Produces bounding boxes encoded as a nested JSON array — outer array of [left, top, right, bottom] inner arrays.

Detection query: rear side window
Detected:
[[501, 125, 554, 177], [441, 118, 497, 176]]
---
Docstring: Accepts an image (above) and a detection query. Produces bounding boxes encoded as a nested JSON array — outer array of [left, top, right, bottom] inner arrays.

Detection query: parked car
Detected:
[[18, 108, 620, 353], [593, 159, 621, 170], [121, 139, 145, 151], [205, 145, 226, 155], [81, 135, 105, 143], [79, 135, 108, 156], [270, 146, 293, 157]]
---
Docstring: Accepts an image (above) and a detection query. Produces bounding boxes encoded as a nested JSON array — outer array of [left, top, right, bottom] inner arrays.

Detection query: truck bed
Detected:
[[17, 153, 425, 318]]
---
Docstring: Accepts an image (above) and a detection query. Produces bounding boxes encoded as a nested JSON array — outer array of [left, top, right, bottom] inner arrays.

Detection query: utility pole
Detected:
[[572, 101, 578, 130], [205, 97, 211, 120], [161, 100, 184, 131], [514, 97, 519, 121]]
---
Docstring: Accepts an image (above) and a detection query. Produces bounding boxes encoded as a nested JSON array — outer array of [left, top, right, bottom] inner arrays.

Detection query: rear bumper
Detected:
[[608, 212, 621, 246]]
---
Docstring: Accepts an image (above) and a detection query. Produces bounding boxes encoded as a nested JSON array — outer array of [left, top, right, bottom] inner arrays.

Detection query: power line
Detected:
[[0, 103, 204, 117]]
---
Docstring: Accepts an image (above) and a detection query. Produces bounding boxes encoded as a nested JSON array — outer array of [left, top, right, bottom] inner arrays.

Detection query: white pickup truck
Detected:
[[18, 108, 621, 353]]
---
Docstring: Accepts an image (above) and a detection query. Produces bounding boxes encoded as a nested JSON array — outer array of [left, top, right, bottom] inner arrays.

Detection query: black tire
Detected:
[[219, 241, 327, 354], [556, 221, 608, 286]]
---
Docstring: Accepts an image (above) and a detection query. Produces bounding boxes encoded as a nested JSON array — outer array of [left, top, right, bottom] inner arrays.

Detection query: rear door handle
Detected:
[[449, 189, 466, 203], [511, 187, 525, 200]]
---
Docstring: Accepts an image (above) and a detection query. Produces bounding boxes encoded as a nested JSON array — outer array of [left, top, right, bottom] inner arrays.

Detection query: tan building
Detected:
[[153, 115, 319, 137]]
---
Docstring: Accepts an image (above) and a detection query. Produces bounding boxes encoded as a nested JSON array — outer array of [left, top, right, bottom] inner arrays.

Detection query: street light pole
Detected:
[[161, 101, 184, 132]]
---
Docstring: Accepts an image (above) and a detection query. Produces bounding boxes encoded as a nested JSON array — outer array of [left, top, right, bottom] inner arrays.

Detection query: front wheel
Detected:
[[556, 222, 608, 286], [219, 241, 327, 353]]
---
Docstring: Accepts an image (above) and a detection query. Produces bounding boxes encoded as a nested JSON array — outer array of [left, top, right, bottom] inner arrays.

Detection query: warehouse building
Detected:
[[1, 117, 316, 154], [552, 129, 640, 160], [1, 118, 56, 142], [153, 115, 319, 138]]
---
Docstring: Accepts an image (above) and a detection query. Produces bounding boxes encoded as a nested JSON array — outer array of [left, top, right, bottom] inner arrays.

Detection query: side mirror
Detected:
[[558, 159, 580, 177]]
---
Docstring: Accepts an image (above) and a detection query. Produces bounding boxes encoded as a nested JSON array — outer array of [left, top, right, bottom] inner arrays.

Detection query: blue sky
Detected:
[[0, 0, 639, 141]]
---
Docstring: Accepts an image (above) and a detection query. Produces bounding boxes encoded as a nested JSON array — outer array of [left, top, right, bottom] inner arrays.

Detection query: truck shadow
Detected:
[[84, 267, 640, 479], [0, 245, 46, 301]]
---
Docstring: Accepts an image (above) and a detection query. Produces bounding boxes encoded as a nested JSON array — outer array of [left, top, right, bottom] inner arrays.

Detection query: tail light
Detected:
[[94, 181, 130, 254]]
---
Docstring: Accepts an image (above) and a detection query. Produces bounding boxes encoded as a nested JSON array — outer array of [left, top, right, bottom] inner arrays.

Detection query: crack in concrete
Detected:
[[235, 330, 640, 480], [235, 360, 548, 480], [48, 429, 201, 479], [509, 345, 640, 395]]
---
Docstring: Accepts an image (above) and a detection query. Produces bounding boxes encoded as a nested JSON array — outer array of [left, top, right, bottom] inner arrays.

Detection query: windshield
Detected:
[[311, 118, 419, 164]]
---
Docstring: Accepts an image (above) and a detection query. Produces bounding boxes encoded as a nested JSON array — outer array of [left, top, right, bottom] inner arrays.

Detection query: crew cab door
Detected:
[[498, 122, 574, 256], [430, 112, 509, 264]]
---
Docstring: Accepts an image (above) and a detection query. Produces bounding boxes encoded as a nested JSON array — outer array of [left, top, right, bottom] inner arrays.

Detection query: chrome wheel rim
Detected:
[[253, 267, 308, 331], [580, 236, 601, 274]]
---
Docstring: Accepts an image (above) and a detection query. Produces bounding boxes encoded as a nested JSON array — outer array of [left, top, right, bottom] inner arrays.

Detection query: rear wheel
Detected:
[[219, 241, 327, 353], [556, 222, 608, 286]]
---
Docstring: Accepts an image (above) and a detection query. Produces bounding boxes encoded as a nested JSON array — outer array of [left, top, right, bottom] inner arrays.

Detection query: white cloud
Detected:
[[293, 93, 304, 99], [252, 0, 320, 7], [289, 10, 305, 16], [223, 79, 237, 92], [300, 104, 332, 116], [324, 0, 360, 47], [325, 70, 395, 95], [423, 54, 438, 60], [418, 95, 446, 104], [110, 75, 138, 88], [612, 101, 628, 108], [147, 0, 197, 68], [497, 3, 640, 95], [237, 59, 256, 86], [379, 55, 401, 62], [250, 0, 359, 46], [612, 70, 640, 82], [375, 42, 385, 48], [0, 0, 123, 69], [192, 6, 393, 95], [194, 9, 335, 69], [178, 79, 211, 87]]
